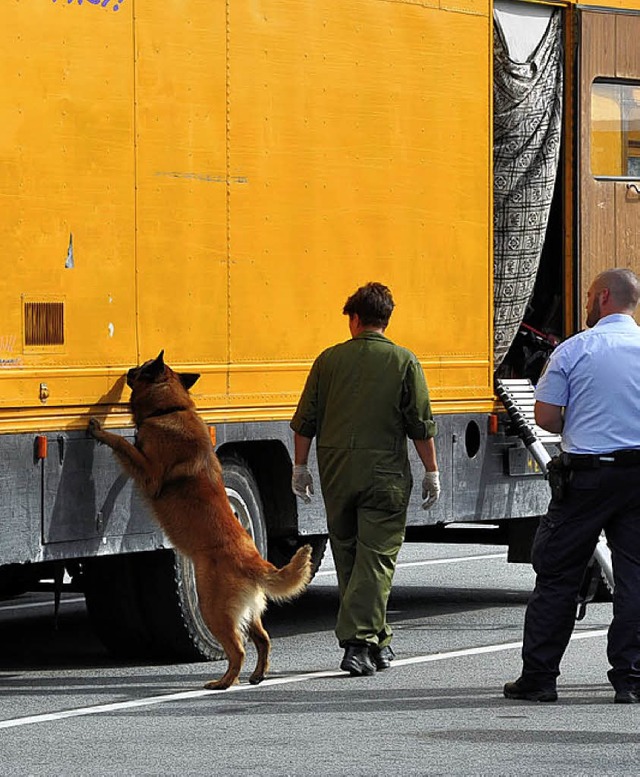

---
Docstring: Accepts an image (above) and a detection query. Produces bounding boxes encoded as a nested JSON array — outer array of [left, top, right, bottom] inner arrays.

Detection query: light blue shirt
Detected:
[[535, 313, 640, 454]]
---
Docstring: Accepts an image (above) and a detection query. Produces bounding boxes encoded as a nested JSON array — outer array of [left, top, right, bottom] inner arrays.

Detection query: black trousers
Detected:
[[522, 465, 640, 691]]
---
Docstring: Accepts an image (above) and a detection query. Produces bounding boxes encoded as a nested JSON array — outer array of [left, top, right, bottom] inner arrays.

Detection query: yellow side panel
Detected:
[[0, 0, 136, 413], [0, 0, 492, 430], [134, 1, 228, 385], [441, 0, 487, 15], [228, 0, 492, 409], [577, 0, 640, 9], [372, 0, 487, 15]]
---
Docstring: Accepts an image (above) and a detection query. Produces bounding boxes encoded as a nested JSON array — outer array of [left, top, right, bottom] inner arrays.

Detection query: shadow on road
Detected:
[[263, 581, 531, 638], [0, 581, 532, 672]]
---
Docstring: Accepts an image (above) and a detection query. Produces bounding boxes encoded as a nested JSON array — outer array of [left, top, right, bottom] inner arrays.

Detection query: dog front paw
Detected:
[[88, 417, 105, 441]]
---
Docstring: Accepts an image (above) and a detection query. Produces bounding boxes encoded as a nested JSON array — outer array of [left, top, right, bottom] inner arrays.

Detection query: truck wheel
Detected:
[[83, 553, 156, 659], [0, 564, 35, 599], [84, 455, 268, 661], [135, 550, 224, 661], [219, 454, 268, 557], [83, 549, 225, 661], [141, 456, 269, 660]]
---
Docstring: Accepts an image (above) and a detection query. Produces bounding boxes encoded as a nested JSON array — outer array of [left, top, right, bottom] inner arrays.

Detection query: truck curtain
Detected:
[[492, 4, 563, 368]]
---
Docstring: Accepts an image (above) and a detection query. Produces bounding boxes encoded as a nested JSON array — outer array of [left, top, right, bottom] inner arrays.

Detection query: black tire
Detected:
[[83, 454, 268, 662], [0, 565, 35, 599], [83, 553, 157, 660], [220, 454, 268, 558], [136, 549, 225, 661], [143, 454, 269, 660]]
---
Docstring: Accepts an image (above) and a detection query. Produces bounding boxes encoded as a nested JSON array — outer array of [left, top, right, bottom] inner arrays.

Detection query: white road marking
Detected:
[[0, 628, 608, 731], [314, 552, 506, 578]]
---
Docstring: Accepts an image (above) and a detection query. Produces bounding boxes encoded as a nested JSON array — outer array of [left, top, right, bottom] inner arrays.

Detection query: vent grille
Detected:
[[24, 302, 65, 346]]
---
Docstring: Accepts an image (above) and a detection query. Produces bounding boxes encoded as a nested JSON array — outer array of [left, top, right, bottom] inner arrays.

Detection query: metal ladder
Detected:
[[495, 377, 614, 608]]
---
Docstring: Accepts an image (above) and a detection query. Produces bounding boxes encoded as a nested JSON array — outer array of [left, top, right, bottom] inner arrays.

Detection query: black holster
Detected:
[[546, 454, 572, 503]]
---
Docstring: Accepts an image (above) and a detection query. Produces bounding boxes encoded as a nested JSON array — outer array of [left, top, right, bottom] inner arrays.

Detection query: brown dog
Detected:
[[88, 350, 312, 690]]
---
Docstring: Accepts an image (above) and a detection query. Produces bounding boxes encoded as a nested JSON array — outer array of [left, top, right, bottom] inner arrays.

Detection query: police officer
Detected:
[[290, 282, 440, 676], [505, 267, 640, 704]]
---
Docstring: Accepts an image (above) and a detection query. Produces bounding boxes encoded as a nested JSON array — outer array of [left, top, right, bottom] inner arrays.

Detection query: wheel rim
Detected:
[[225, 486, 256, 541]]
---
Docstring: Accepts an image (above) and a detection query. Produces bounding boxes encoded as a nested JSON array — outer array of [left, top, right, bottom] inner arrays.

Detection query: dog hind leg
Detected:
[[194, 566, 247, 691], [201, 613, 246, 691], [248, 615, 271, 685]]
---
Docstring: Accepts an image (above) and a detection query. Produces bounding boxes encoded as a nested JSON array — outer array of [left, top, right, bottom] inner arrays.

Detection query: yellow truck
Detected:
[[1, 0, 639, 659]]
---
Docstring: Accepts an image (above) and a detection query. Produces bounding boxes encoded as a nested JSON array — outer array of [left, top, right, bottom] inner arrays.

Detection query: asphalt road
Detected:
[[0, 543, 637, 776]]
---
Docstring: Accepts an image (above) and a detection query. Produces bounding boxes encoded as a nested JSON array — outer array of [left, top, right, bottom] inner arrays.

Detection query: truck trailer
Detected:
[[1, 0, 639, 659]]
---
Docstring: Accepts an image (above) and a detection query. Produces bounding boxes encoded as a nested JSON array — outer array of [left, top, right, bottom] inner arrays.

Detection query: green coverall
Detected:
[[291, 331, 436, 648]]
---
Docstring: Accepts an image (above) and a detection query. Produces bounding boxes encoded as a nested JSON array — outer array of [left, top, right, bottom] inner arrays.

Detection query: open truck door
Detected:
[[578, 10, 640, 324]]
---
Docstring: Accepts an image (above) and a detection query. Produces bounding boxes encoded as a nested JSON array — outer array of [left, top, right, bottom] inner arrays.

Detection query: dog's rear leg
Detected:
[[195, 570, 246, 691], [202, 619, 245, 691], [248, 615, 271, 685]]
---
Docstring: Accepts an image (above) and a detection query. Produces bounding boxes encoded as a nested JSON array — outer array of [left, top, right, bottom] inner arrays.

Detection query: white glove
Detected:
[[292, 464, 314, 503], [421, 471, 441, 510]]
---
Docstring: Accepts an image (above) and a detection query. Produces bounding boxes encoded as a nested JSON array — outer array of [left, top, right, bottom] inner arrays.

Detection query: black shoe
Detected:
[[503, 677, 557, 702], [340, 645, 376, 677], [371, 645, 395, 671], [614, 689, 640, 704]]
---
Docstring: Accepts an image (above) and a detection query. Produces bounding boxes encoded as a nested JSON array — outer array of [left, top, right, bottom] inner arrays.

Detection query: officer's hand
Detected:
[[421, 471, 441, 510], [292, 464, 314, 503]]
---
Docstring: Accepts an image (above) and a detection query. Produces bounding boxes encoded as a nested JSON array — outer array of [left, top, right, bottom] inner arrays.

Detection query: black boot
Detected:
[[503, 676, 557, 702], [371, 645, 395, 671], [340, 644, 376, 677], [614, 689, 640, 704]]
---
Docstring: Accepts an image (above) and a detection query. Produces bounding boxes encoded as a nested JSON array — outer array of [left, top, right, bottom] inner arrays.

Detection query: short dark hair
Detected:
[[343, 282, 395, 327]]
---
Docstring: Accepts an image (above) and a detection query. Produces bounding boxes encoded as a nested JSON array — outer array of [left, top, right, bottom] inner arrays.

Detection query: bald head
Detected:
[[586, 268, 640, 327], [592, 268, 640, 310]]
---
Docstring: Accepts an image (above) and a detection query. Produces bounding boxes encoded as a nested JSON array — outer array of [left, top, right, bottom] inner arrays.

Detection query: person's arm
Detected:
[[413, 437, 440, 509], [291, 433, 314, 502], [290, 355, 323, 503], [401, 358, 440, 509], [401, 360, 437, 441], [534, 344, 568, 435], [412, 437, 438, 472], [294, 432, 313, 466], [534, 401, 564, 434]]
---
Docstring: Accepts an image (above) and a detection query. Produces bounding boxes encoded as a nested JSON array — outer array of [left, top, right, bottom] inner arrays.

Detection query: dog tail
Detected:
[[261, 544, 313, 602]]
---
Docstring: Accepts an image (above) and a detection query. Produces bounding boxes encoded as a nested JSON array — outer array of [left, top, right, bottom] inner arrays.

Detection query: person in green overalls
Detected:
[[290, 282, 440, 676]]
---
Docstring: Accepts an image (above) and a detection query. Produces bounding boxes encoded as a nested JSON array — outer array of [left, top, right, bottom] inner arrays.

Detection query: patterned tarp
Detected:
[[493, 10, 563, 368]]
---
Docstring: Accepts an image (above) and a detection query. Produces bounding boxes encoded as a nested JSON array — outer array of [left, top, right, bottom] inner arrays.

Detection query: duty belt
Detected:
[[563, 449, 640, 469]]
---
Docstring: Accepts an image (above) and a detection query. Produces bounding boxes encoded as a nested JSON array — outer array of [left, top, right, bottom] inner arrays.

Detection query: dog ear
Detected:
[[147, 350, 165, 376], [179, 372, 201, 390], [137, 350, 166, 382]]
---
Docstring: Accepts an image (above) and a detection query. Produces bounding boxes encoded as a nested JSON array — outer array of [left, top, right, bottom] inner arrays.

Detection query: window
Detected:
[[591, 79, 640, 179]]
